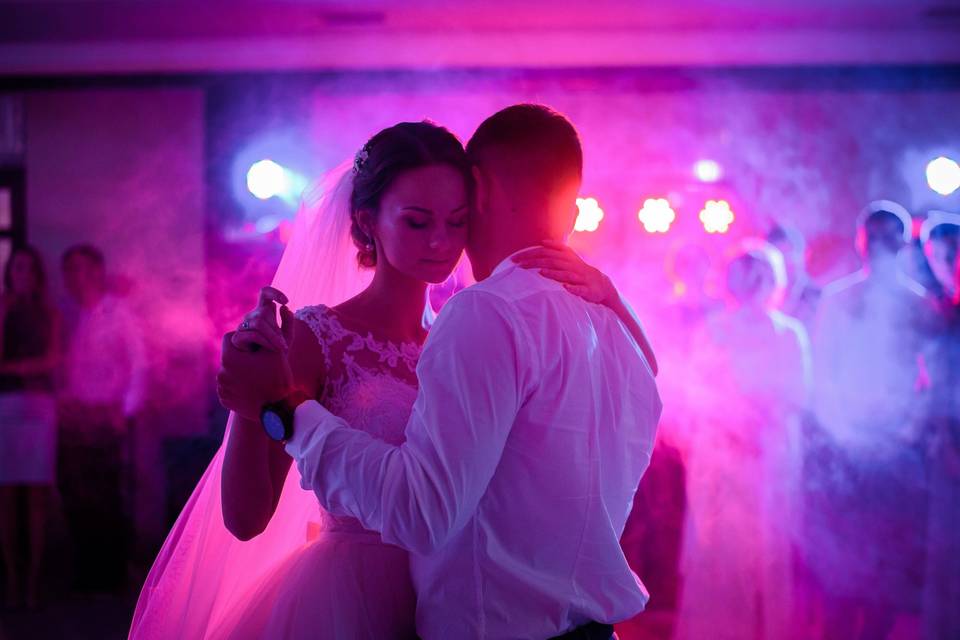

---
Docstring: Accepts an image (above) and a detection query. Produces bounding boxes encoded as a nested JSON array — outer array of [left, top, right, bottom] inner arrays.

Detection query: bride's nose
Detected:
[[428, 230, 450, 251]]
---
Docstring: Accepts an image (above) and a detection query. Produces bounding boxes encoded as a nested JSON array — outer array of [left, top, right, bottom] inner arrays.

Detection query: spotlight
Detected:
[[699, 200, 735, 234], [694, 159, 722, 183], [638, 198, 676, 234], [247, 159, 289, 200], [926, 156, 960, 196], [574, 197, 604, 232]]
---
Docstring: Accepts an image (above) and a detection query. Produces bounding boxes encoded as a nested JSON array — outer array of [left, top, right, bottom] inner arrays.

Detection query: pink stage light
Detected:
[[699, 199, 735, 234], [638, 198, 676, 234], [277, 219, 295, 244], [574, 197, 604, 232]]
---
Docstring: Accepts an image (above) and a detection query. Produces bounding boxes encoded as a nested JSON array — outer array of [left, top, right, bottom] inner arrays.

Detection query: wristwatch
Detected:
[[260, 389, 312, 442]]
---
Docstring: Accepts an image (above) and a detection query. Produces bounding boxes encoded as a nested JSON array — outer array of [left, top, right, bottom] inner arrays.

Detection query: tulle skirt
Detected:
[[207, 529, 417, 640]]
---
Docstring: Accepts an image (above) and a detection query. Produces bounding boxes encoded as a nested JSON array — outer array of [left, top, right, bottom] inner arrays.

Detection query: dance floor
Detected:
[[0, 594, 132, 640]]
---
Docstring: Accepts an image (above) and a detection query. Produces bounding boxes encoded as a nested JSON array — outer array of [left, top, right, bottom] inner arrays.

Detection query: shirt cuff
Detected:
[[283, 399, 336, 461]]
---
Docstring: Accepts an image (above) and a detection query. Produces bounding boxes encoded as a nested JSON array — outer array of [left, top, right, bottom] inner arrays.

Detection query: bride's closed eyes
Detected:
[[402, 205, 468, 230]]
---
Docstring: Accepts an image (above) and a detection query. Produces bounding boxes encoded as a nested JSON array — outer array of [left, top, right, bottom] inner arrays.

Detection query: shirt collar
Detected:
[[491, 246, 541, 277]]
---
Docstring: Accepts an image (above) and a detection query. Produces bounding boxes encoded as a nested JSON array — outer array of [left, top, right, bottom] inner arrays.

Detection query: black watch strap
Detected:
[[260, 390, 311, 442]]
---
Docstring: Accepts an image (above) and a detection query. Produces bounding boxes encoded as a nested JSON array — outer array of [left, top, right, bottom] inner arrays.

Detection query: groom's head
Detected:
[[465, 104, 582, 279]]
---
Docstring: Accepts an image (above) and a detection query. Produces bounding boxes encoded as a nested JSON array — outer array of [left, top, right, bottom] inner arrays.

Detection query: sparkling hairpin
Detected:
[[353, 145, 370, 174]]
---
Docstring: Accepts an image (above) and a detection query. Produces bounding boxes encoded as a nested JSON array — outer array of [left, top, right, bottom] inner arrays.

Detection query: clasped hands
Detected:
[[216, 286, 298, 422]]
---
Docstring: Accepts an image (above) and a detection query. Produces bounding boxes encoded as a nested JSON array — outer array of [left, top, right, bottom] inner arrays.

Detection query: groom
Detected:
[[220, 104, 661, 639]]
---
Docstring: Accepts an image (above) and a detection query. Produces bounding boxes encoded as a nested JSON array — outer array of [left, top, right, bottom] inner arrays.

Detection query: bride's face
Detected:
[[369, 163, 469, 284]]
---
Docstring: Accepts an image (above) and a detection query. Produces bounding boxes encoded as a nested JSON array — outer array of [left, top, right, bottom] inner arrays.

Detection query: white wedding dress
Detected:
[[208, 304, 422, 640]]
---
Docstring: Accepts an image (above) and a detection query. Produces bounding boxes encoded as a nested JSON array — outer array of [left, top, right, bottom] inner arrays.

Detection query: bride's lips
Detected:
[[421, 257, 457, 265]]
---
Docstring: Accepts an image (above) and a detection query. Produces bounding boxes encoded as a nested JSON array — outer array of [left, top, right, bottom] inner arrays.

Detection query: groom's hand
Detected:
[[232, 286, 295, 353], [217, 332, 293, 422]]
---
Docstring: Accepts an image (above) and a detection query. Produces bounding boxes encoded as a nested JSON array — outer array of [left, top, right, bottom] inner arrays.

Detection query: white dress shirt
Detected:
[[813, 270, 932, 451], [286, 255, 662, 639], [63, 294, 147, 416]]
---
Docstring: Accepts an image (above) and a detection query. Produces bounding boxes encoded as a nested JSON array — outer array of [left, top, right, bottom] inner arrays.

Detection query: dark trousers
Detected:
[[57, 404, 132, 592]]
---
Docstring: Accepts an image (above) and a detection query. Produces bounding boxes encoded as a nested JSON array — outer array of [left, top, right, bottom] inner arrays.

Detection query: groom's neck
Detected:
[[473, 231, 555, 281]]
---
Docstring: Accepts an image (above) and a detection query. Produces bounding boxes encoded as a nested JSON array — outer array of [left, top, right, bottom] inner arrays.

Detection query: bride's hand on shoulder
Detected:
[[512, 239, 616, 306], [514, 240, 659, 375]]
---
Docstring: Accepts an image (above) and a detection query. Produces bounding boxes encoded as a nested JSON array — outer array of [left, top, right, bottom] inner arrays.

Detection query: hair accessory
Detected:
[[353, 144, 370, 174]]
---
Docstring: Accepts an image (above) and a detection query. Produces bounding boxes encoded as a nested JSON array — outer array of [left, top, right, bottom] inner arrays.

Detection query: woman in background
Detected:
[[0, 245, 60, 609], [675, 241, 811, 640]]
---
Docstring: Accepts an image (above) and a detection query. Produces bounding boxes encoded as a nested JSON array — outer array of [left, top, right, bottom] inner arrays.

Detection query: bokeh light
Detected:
[[254, 214, 282, 234], [574, 196, 604, 232], [926, 156, 960, 196], [246, 159, 289, 200], [699, 199, 735, 234], [638, 198, 677, 233], [694, 159, 722, 183]]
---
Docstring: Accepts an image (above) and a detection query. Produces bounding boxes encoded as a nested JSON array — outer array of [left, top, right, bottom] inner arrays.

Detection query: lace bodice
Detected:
[[294, 305, 422, 533]]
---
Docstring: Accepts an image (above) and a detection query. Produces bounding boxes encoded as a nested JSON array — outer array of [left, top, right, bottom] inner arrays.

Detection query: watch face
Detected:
[[262, 410, 287, 441]]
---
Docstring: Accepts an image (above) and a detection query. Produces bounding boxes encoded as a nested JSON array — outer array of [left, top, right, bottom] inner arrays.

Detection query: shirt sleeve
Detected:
[[285, 290, 534, 554], [613, 290, 657, 376]]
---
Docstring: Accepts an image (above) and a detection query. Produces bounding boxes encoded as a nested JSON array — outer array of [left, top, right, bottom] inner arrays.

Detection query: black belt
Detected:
[[414, 621, 614, 640], [549, 621, 615, 640]]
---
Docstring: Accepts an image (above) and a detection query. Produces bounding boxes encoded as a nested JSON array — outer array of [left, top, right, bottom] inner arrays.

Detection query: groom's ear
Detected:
[[471, 165, 487, 214]]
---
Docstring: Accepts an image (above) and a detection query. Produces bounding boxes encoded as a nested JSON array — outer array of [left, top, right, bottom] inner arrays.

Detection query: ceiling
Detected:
[[1, 0, 959, 75]]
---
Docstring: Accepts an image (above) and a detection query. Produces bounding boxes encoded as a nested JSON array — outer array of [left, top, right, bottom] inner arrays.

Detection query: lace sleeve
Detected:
[[293, 305, 345, 375]]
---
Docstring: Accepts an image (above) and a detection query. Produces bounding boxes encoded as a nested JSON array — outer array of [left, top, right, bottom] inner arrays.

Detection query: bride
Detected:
[[130, 120, 655, 639]]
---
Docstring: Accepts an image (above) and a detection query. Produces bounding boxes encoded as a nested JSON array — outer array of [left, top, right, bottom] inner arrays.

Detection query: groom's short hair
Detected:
[[466, 104, 582, 195]]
